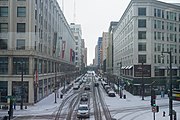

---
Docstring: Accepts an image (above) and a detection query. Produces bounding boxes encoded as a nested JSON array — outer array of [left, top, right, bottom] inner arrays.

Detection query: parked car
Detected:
[[94, 82, 99, 87], [73, 84, 79, 90], [84, 85, 90, 90], [108, 91, 116, 97], [77, 104, 90, 118]]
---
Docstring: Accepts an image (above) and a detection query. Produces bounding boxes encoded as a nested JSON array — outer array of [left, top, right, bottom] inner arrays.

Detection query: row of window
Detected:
[[0, 6, 26, 17], [154, 54, 180, 64], [0, 57, 74, 75], [154, 31, 180, 43], [0, 57, 29, 75], [0, 23, 25, 32], [0, 39, 25, 50], [138, 19, 180, 32], [138, 7, 180, 21], [154, 8, 179, 21], [137, 30, 180, 43]]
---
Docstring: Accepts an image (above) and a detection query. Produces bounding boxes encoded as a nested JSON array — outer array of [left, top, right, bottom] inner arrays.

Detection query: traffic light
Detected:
[[151, 89, 156, 106], [156, 106, 159, 112]]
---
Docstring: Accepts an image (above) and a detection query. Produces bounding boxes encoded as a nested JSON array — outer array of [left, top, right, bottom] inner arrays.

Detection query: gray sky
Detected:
[[57, 0, 179, 65]]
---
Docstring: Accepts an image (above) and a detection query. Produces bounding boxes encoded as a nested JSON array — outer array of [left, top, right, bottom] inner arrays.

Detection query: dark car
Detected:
[[94, 82, 99, 87]]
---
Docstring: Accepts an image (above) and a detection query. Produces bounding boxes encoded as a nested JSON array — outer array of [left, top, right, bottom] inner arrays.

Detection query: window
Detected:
[[138, 42, 146, 51], [157, 32, 161, 40], [162, 32, 164, 41], [17, 23, 25, 32], [162, 21, 164, 30], [138, 31, 146, 39], [138, 55, 146, 63], [157, 9, 161, 17], [138, 19, 146, 28], [158, 55, 161, 63], [138, 8, 146, 16], [157, 20, 161, 29], [13, 57, 29, 75], [0, 39, 7, 50], [162, 10, 164, 18], [154, 8, 156, 17], [0, 57, 8, 74], [0, 23, 8, 32], [0, 7, 8, 17], [154, 55, 156, 63], [16, 39, 25, 50], [157, 43, 161, 51], [154, 20, 156, 29], [17, 7, 26, 17]]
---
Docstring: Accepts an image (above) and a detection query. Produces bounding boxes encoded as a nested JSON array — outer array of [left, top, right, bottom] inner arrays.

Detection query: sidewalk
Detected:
[[0, 85, 73, 117]]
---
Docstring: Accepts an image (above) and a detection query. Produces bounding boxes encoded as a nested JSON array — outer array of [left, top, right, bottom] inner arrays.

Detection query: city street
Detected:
[[0, 75, 180, 120]]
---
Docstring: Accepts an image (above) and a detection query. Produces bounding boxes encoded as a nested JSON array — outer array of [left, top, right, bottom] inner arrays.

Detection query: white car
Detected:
[[77, 104, 90, 118]]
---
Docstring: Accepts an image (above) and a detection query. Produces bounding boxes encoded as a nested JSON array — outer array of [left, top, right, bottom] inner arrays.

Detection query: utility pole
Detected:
[[54, 63, 57, 103], [20, 59, 24, 110], [117, 62, 122, 98], [141, 61, 144, 100], [161, 51, 173, 120]]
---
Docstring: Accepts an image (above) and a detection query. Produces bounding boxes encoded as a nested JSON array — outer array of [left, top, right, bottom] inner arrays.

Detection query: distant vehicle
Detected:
[[73, 84, 79, 90], [84, 85, 90, 90], [94, 82, 99, 87], [80, 95, 88, 101], [81, 92, 88, 98], [77, 104, 90, 118], [108, 91, 116, 97], [104, 85, 111, 93]]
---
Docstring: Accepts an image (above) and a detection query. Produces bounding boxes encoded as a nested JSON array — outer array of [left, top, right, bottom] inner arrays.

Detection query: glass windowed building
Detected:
[[113, 0, 180, 94], [0, 0, 76, 104]]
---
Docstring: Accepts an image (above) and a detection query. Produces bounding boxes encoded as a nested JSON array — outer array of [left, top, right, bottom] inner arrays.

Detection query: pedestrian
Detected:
[[163, 111, 165, 117]]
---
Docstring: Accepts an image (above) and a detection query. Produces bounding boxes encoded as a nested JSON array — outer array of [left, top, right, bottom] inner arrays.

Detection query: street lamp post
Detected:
[[117, 62, 122, 98], [141, 61, 144, 100], [161, 51, 173, 120], [20, 60, 24, 110], [54, 63, 57, 103]]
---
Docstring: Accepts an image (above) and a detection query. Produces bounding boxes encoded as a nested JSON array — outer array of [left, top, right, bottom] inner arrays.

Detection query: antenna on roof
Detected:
[[73, 0, 76, 23], [62, 0, 64, 12]]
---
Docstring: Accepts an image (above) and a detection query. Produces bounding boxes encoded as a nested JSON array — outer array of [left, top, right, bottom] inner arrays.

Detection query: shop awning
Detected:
[[128, 65, 133, 69]]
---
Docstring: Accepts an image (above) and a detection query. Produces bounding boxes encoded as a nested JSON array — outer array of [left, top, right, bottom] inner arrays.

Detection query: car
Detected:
[[94, 82, 99, 87], [108, 91, 116, 97], [77, 104, 90, 118], [73, 84, 79, 90], [80, 95, 88, 101], [84, 85, 90, 90], [81, 92, 88, 97]]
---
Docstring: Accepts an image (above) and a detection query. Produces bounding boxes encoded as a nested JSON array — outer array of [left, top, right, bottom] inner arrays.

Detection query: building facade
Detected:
[[0, 0, 76, 104], [70, 23, 83, 71], [97, 37, 103, 69], [113, 0, 180, 94]]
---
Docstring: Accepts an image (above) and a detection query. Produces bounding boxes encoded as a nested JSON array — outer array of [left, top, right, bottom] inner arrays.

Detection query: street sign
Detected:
[[152, 106, 156, 112], [152, 106, 159, 113]]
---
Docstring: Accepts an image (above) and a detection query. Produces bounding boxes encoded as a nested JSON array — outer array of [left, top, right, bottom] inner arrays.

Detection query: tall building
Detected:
[[84, 48, 87, 67], [113, 0, 180, 94], [97, 37, 103, 69], [95, 45, 98, 67], [107, 21, 118, 74], [0, 0, 76, 104], [102, 32, 109, 72], [70, 23, 83, 71]]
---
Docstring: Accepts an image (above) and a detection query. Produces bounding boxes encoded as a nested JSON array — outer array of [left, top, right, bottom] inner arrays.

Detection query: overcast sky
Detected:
[[57, 0, 179, 65]]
